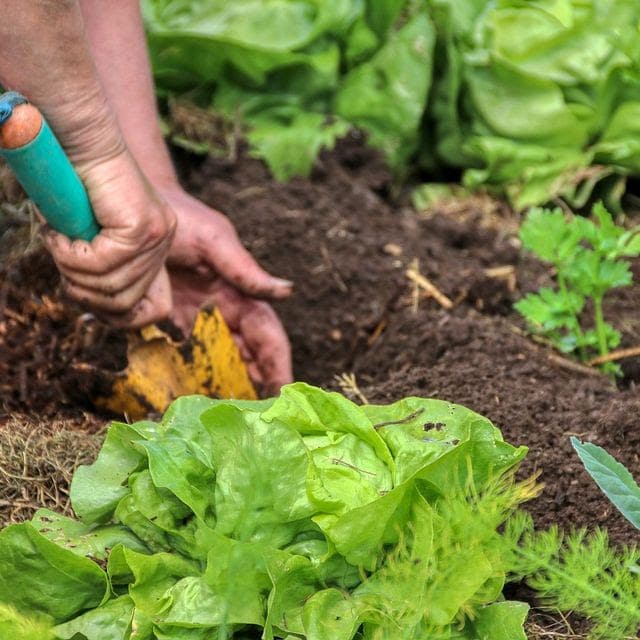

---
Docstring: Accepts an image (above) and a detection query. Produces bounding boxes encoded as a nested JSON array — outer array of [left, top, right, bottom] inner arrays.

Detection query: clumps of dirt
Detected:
[[0, 248, 127, 416], [0, 414, 104, 526]]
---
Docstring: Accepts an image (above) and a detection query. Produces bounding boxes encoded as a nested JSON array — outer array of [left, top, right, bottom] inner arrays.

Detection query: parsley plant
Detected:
[[515, 203, 640, 374]]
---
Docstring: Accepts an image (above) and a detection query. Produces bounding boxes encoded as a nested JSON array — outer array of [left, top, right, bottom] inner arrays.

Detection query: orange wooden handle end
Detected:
[[0, 103, 43, 149]]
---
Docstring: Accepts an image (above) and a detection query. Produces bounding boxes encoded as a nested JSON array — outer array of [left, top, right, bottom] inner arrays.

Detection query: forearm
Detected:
[[79, 0, 177, 187], [0, 0, 124, 167]]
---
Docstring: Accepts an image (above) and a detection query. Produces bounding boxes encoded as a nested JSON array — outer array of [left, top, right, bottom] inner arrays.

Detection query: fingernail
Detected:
[[271, 277, 294, 290]]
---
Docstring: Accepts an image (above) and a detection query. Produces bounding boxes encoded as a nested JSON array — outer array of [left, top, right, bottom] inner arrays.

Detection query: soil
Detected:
[[186, 136, 640, 546], [0, 248, 127, 417], [1, 135, 640, 636]]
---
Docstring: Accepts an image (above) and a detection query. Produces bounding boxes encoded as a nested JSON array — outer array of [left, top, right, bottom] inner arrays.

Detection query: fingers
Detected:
[[242, 305, 293, 395], [213, 286, 293, 396], [54, 241, 162, 296], [90, 268, 173, 329], [42, 210, 172, 275], [40, 150, 177, 327], [167, 192, 293, 300], [204, 227, 293, 300]]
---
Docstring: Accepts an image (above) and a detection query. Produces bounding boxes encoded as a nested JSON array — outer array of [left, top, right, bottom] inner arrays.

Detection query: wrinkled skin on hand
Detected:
[[161, 186, 293, 395], [43, 159, 292, 394], [42, 148, 176, 329]]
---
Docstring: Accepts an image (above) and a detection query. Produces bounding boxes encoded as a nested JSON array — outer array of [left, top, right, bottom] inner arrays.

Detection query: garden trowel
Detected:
[[0, 91, 256, 418]]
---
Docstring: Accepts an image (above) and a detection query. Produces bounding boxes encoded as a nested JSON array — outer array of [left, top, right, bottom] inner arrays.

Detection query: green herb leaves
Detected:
[[508, 514, 640, 640], [0, 384, 530, 639], [515, 203, 640, 372]]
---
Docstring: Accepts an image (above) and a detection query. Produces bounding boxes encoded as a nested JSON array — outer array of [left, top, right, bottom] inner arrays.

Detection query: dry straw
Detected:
[[0, 415, 104, 526]]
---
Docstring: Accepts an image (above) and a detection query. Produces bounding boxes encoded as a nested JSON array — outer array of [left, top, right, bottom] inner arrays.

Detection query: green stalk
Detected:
[[593, 295, 608, 359], [558, 274, 586, 361]]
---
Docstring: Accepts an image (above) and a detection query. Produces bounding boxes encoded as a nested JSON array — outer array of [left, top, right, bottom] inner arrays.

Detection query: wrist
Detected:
[[125, 132, 179, 192], [143, 166, 182, 197], [143, 170, 181, 194], [45, 85, 126, 169]]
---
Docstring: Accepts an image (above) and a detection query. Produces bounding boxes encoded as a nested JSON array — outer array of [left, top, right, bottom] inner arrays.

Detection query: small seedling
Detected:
[[515, 203, 640, 375]]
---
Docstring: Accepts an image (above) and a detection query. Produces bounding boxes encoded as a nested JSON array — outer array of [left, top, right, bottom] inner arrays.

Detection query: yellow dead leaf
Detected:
[[97, 305, 256, 419]]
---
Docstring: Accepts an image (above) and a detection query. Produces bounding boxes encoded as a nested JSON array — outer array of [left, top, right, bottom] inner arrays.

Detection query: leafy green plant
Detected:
[[144, 0, 640, 208], [515, 203, 640, 374], [143, 0, 434, 181], [503, 441, 640, 639], [507, 513, 640, 640], [427, 0, 640, 210], [0, 383, 533, 639]]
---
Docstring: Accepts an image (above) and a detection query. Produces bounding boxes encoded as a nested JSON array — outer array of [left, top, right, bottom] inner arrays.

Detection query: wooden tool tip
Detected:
[[0, 103, 42, 149]]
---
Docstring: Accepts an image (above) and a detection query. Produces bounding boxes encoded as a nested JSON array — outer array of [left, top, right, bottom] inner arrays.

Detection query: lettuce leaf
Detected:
[[145, 0, 640, 207], [0, 383, 530, 638], [143, 0, 435, 180]]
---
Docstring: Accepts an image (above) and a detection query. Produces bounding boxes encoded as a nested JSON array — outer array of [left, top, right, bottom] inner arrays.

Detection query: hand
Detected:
[[43, 148, 177, 328], [159, 185, 293, 395]]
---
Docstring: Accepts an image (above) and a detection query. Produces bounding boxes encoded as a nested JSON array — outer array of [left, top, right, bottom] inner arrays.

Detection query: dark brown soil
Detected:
[[2, 137, 640, 545], [186, 135, 640, 547], [0, 248, 127, 418]]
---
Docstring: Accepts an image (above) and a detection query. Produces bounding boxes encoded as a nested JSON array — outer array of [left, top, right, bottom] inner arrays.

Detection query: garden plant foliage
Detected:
[[143, 0, 640, 208], [508, 513, 640, 640], [515, 203, 640, 372], [572, 438, 640, 531], [0, 384, 531, 639]]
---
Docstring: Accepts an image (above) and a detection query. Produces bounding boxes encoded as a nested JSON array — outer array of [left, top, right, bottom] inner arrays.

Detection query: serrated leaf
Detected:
[[578, 325, 620, 352], [591, 202, 621, 242], [622, 231, 640, 256], [572, 438, 640, 530], [519, 208, 590, 268], [565, 251, 632, 297], [514, 288, 583, 330]]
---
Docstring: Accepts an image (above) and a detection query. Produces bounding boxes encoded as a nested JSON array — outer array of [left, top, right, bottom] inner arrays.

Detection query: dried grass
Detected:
[[524, 609, 640, 640], [526, 619, 588, 640], [0, 414, 105, 526]]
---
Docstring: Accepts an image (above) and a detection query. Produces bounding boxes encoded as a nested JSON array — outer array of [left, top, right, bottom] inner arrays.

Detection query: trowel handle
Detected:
[[0, 91, 100, 241]]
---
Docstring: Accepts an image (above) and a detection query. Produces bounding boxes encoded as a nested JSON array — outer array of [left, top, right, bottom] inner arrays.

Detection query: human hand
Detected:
[[42, 148, 177, 328], [159, 185, 293, 395]]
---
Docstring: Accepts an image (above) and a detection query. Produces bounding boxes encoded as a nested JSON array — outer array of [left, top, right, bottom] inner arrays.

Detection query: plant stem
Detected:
[[558, 274, 586, 361], [593, 295, 608, 358]]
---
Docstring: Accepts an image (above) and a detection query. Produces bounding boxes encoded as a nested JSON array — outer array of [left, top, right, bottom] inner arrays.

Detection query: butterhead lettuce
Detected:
[[0, 384, 530, 639]]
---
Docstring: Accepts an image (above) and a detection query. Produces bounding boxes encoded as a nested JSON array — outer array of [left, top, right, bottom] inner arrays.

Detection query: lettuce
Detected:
[[429, 0, 640, 209], [143, 0, 640, 208], [143, 0, 435, 179], [0, 384, 529, 639]]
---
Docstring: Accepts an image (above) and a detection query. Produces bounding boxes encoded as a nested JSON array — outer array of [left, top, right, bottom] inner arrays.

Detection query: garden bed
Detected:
[[189, 137, 640, 546], [1, 138, 640, 637]]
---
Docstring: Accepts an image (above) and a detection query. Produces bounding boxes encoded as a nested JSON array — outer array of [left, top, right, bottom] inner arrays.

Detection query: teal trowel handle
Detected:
[[0, 92, 100, 241]]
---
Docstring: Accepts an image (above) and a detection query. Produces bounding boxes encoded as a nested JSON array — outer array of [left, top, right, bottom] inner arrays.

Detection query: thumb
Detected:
[[201, 223, 293, 300]]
